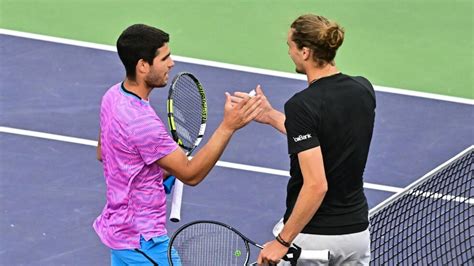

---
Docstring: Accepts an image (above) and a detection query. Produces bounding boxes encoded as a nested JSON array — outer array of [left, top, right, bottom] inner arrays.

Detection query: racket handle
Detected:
[[284, 245, 330, 263], [299, 249, 330, 262], [250, 249, 329, 265], [169, 180, 184, 222]]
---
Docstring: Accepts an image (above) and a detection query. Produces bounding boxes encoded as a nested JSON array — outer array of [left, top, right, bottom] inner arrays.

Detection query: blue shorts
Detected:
[[111, 235, 181, 266]]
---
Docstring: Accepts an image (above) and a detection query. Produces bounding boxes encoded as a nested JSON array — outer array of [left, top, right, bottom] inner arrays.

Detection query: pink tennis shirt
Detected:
[[93, 83, 178, 249]]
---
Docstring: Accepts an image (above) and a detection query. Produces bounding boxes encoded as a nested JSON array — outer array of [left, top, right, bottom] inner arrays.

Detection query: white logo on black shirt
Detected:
[[293, 134, 312, 142]]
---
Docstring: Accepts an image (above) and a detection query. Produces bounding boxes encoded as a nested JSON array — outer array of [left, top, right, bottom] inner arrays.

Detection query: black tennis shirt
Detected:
[[283, 73, 376, 235]]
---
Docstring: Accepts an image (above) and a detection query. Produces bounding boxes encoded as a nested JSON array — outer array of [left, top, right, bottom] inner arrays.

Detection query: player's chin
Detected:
[[154, 80, 168, 88], [295, 68, 306, 74], [162, 76, 169, 86]]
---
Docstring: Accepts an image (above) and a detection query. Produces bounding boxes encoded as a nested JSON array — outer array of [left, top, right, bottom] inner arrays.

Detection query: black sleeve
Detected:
[[284, 98, 320, 155], [353, 76, 376, 108]]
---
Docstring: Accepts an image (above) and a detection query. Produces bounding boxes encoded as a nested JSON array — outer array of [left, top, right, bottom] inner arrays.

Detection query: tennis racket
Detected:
[[167, 72, 207, 222], [168, 220, 330, 266]]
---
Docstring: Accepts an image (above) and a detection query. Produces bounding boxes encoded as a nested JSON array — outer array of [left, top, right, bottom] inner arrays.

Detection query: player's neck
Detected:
[[123, 78, 151, 100], [306, 64, 340, 85]]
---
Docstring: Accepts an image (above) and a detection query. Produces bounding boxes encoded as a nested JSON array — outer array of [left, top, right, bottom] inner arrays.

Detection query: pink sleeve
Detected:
[[129, 115, 179, 165]]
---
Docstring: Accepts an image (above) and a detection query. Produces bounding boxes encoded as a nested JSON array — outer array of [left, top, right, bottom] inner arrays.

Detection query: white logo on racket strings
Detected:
[[293, 134, 312, 142]]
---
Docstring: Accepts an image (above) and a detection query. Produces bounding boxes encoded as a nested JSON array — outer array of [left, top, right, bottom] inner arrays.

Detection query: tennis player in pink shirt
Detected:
[[94, 24, 262, 266]]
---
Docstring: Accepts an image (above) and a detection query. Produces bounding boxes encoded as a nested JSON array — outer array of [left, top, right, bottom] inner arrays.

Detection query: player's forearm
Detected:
[[279, 147, 327, 243], [279, 184, 326, 243], [267, 110, 286, 135], [182, 124, 234, 185]]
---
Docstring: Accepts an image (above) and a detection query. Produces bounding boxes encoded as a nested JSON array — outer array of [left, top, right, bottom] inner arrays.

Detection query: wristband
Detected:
[[276, 233, 291, 248]]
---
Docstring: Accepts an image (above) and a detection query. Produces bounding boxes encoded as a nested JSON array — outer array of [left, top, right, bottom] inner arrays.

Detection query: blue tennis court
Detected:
[[0, 33, 472, 265]]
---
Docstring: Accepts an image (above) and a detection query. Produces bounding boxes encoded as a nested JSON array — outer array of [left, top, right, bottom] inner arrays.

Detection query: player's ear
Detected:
[[302, 47, 311, 61], [137, 59, 150, 74]]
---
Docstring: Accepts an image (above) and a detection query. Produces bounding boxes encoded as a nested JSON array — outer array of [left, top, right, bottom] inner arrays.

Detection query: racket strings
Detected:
[[171, 223, 248, 266], [171, 76, 205, 149]]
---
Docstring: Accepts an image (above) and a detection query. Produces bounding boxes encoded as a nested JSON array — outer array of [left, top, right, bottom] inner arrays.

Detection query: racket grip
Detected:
[[299, 249, 330, 262], [169, 180, 184, 222], [248, 89, 256, 97]]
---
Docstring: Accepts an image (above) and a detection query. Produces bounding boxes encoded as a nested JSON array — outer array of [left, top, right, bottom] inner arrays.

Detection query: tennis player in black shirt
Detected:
[[234, 14, 376, 265]]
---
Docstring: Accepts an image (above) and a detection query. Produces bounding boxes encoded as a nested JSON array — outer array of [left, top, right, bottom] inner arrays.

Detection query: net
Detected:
[[369, 146, 473, 265]]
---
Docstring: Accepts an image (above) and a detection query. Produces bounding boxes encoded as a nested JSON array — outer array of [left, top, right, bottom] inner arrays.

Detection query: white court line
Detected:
[[1, 28, 473, 105], [0, 126, 402, 193], [0, 127, 98, 146], [409, 190, 474, 205]]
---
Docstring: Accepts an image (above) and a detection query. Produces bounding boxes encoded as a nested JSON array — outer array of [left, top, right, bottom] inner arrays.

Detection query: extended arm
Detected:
[[156, 94, 262, 186], [263, 109, 286, 135], [157, 124, 233, 186]]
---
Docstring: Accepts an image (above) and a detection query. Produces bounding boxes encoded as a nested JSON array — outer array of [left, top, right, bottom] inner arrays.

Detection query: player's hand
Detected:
[[222, 92, 262, 132], [257, 239, 289, 265], [232, 85, 275, 125]]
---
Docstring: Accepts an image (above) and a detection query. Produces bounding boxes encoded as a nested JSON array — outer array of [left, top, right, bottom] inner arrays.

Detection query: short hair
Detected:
[[116, 24, 170, 79], [291, 14, 345, 67]]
